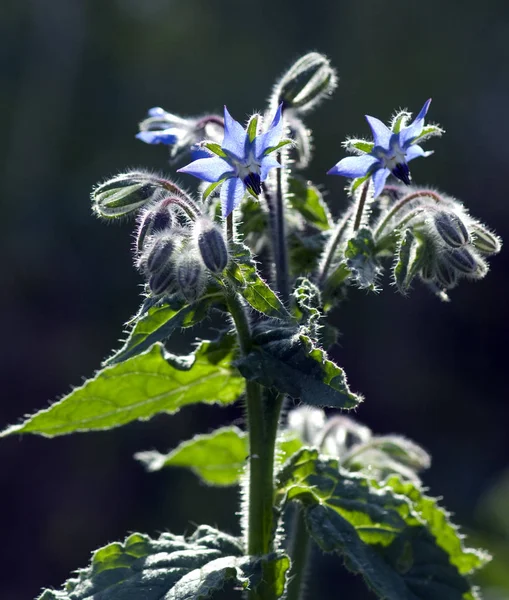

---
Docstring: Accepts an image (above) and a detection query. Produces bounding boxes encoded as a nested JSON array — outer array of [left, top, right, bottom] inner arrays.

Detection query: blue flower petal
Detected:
[[220, 177, 246, 218], [254, 104, 284, 159], [405, 144, 433, 162], [400, 99, 431, 147], [177, 156, 234, 183], [260, 155, 281, 181], [365, 115, 392, 148], [136, 130, 178, 145], [148, 107, 168, 118], [372, 168, 391, 197], [222, 106, 248, 160], [327, 154, 379, 178]]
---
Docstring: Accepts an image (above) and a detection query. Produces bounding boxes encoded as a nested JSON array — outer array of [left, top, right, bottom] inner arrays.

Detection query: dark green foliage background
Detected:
[[1, 0, 508, 598]]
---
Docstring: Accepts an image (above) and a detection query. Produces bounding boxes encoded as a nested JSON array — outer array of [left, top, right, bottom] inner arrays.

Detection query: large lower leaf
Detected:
[[276, 449, 487, 600], [288, 176, 332, 231], [236, 325, 361, 409], [135, 426, 303, 487], [37, 525, 289, 600], [2, 336, 244, 437], [106, 291, 224, 365]]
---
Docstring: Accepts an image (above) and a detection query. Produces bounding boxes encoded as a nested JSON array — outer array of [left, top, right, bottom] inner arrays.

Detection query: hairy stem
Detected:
[[286, 507, 311, 600], [352, 179, 370, 232], [317, 205, 354, 285], [273, 150, 290, 303]]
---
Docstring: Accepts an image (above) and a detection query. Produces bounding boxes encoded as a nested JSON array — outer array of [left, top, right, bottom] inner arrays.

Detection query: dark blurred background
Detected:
[[1, 0, 509, 598]]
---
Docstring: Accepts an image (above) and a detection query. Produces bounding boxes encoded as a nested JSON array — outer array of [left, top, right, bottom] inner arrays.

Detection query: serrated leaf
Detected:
[[2, 335, 243, 437], [135, 426, 302, 486], [236, 326, 361, 409], [226, 244, 289, 320], [345, 227, 382, 290], [36, 527, 287, 600], [135, 426, 248, 486], [276, 449, 486, 600], [292, 277, 322, 335], [107, 291, 223, 365], [288, 176, 332, 231]]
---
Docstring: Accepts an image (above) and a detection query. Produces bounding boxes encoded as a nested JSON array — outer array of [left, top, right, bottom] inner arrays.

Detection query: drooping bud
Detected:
[[92, 171, 164, 219], [194, 219, 229, 274], [434, 259, 458, 289], [273, 52, 337, 113], [443, 247, 478, 274], [176, 252, 206, 303], [433, 211, 469, 248], [469, 222, 502, 255], [145, 235, 177, 274], [136, 200, 175, 252], [148, 264, 178, 297]]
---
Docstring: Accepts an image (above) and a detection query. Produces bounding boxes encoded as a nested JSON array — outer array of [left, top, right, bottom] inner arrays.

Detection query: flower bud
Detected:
[[434, 259, 458, 289], [443, 247, 478, 274], [148, 264, 177, 297], [92, 171, 163, 219], [145, 235, 177, 274], [433, 211, 469, 248], [136, 201, 175, 252], [195, 219, 228, 274], [176, 253, 206, 303], [274, 52, 337, 113], [469, 222, 502, 255]]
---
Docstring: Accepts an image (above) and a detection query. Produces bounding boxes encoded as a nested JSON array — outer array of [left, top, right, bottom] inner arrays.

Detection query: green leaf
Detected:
[[276, 449, 487, 600], [246, 115, 259, 143], [107, 291, 223, 365], [37, 526, 288, 600], [202, 142, 228, 158], [263, 138, 293, 155], [236, 325, 361, 409], [2, 335, 244, 437], [135, 426, 302, 486], [288, 230, 327, 276], [135, 426, 248, 486], [393, 230, 429, 294], [345, 227, 382, 290], [288, 176, 332, 231], [292, 277, 322, 337], [226, 244, 289, 320]]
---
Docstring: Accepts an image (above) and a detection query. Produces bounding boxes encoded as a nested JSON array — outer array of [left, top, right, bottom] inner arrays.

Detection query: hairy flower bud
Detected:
[[433, 211, 469, 248], [145, 235, 177, 274], [92, 171, 163, 219], [136, 200, 175, 252], [434, 259, 458, 289], [273, 52, 337, 113], [469, 222, 502, 255], [176, 253, 206, 303], [443, 247, 478, 274], [148, 264, 177, 297], [195, 219, 229, 273]]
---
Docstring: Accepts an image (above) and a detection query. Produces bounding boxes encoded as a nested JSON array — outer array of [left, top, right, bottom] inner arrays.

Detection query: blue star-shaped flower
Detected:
[[328, 99, 434, 197], [177, 105, 286, 218]]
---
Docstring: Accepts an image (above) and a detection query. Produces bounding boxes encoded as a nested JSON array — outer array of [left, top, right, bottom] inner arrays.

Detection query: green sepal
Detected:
[[235, 324, 361, 409], [247, 114, 259, 143], [391, 110, 412, 134], [412, 124, 445, 143], [288, 176, 332, 231], [225, 244, 290, 320], [106, 289, 224, 365], [202, 142, 228, 158], [263, 138, 293, 155], [345, 228, 382, 290], [350, 173, 371, 193], [393, 229, 428, 294], [1, 335, 244, 438], [276, 449, 488, 600], [37, 526, 289, 600], [202, 179, 226, 201], [342, 138, 375, 155], [135, 425, 302, 487]]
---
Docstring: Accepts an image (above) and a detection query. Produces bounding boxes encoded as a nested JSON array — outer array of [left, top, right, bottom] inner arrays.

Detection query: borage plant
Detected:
[[3, 53, 502, 600]]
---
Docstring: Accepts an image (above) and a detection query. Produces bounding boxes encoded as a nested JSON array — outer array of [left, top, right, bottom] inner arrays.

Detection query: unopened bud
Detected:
[[469, 223, 502, 255], [443, 247, 478, 274], [195, 219, 228, 274], [434, 259, 458, 289], [145, 235, 177, 274], [136, 200, 175, 252], [148, 264, 177, 297], [92, 171, 163, 219], [274, 52, 337, 113], [433, 211, 469, 248], [176, 253, 206, 303]]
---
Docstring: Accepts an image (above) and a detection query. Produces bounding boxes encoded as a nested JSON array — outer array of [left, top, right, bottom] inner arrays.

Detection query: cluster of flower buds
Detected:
[[136, 204, 229, 301], [286, 406, 430, 483]]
